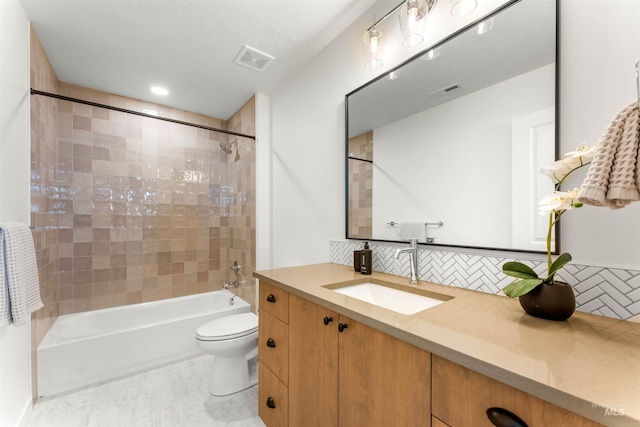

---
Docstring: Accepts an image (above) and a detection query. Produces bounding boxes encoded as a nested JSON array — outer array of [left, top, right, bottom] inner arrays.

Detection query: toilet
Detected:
[[195, 312, 259, 396]]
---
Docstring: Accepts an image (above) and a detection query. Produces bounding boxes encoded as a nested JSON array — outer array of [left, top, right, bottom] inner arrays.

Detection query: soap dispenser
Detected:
[[360, 242, 372, 275]]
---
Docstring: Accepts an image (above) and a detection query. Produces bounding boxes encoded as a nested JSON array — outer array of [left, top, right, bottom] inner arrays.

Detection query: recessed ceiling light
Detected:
[[474, 18, 495, 35], [150, 86, 168, 96], [387, 71, 401, 80]]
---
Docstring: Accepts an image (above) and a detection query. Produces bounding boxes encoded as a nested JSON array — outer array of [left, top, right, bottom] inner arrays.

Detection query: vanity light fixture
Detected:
[[362, 25, 385, 70], [399, 0, 430, 48], [361, 0, 437, 69], [423, 46, 441, 60], [150, 86, 169, 96], [450, 0, 477, 17], [474, 18, 494, 34]]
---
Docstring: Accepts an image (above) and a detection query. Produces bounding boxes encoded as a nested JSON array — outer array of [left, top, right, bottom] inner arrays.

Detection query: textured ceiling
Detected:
[[20, 0, 375, 120]]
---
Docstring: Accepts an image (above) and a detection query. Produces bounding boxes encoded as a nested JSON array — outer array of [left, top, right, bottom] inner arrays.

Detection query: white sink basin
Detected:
[[325, 280, 452, 315]]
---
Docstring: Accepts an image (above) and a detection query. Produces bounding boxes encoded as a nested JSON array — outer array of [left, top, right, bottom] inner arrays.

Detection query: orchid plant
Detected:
[[502, 144, 597, 298]]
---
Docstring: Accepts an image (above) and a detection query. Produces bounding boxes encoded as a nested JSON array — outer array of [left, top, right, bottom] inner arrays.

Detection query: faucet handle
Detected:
[[230, 261, 242, 274]]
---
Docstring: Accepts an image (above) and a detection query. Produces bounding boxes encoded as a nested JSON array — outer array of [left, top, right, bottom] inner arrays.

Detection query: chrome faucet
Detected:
[[394, 238, 420, 284], [223, 261, 244, 289], [223, 280, 242, 290]]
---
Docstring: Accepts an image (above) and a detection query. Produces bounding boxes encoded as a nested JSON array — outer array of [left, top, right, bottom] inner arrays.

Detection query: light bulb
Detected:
[[370, 32, 380, 54], [407, 0, 419, 28]]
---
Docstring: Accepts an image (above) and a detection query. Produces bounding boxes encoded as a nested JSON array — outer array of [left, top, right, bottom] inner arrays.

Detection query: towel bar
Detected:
[[425, 221, 444, 227]]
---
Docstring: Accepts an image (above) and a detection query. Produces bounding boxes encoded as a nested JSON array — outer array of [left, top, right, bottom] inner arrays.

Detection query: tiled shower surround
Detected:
[[29, 27, 256, 396], [50, 88, 255, 314], [347, 131, 373, 239], [330, 240, 640, 320]]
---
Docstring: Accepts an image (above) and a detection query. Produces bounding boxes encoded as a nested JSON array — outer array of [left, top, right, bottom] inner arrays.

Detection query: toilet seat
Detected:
[[196, 312, 258, 341]]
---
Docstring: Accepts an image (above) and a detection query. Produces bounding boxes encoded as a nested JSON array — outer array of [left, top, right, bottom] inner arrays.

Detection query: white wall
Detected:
[[0, 1, 33, 425], [560, 0, 640, 269], [268, 0, 506, 268], [267, 0, 640, 270]]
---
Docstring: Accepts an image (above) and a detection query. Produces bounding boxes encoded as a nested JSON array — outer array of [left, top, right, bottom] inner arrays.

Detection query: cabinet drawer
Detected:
[[432, 355, 604, 427], [259, 362, 288, 427], [259, 281, 289, 323], [432, 416, 450, 427], [259, 310, 289, 385]]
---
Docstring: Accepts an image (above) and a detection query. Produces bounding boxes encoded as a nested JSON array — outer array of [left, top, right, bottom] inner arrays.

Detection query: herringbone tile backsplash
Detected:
[[330, 240, 640, 320]]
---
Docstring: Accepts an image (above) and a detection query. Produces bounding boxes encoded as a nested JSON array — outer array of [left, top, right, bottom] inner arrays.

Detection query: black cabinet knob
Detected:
[[266, 397, 276, 409], [323, 316, 333, 325], [266, 294, 276, 303], [338, 323, 348, 332], [486, 407, 529, 427], [266, 338, 276, 348]]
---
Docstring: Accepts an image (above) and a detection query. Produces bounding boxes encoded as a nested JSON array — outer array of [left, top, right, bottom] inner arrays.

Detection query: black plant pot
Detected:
[[518, 282, 575, 321]]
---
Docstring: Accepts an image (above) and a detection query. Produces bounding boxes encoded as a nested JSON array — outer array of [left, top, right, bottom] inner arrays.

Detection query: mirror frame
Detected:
[[344, 0, 560, 254]]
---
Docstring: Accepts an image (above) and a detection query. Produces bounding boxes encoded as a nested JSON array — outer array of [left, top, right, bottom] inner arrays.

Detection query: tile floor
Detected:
[[26, 355, 266, 427]]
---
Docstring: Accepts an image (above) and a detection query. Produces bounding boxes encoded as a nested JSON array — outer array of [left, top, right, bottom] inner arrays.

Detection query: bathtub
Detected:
[[37, 290, 251, 397]]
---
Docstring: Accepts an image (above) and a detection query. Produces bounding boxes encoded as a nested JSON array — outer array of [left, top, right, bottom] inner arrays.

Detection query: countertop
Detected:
[[254, 263, 640, 427]]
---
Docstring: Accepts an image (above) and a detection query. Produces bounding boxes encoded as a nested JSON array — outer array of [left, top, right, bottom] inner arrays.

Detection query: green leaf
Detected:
[[503, 278, 543, 298], [547, 252, 572, 280], [502, 262, 539, 280]]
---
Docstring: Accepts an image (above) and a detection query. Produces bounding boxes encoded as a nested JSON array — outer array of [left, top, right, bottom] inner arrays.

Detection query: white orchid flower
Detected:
[[540, 159, 576, 183], [541, 144, 597, 184], [563, 143, 597, 163], [538, 190, 581, 215]]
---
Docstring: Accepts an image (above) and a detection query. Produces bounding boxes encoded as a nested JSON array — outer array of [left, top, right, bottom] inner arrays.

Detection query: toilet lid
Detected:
[[196, 312, 258, 341]]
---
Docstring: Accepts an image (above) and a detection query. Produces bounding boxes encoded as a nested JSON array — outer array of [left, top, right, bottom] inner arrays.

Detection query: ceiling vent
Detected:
[[234, 46, 275, 73], [428, 84, 463, 99]]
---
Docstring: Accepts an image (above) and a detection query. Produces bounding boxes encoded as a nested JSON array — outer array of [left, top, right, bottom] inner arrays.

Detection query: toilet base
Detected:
[[208, 355, 258, 396]]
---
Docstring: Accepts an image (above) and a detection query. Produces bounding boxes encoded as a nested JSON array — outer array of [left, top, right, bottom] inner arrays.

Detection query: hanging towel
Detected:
[[578, 101, 640, 209], [0, 223, 43, 327], [401, 222, 426, 241]]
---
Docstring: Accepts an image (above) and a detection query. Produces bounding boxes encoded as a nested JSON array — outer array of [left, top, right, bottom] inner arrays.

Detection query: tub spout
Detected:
[[223, 280, 245, 290]]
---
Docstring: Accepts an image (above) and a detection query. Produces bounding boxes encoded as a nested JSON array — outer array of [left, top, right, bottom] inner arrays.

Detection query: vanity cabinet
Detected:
[[431, 355, 605, 427], [288, 293, 431, 427]]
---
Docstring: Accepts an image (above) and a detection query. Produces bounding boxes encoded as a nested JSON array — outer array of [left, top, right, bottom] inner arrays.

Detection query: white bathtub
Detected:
[[37, 290, 251, 397]]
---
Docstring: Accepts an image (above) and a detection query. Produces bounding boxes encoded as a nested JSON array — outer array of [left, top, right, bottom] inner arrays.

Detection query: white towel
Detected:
[[578, 102, 640, 209], [401, 222, 426, 241], [0, 223, 43, 327]]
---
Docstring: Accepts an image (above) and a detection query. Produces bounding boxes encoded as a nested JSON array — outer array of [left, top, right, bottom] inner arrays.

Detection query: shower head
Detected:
[[220, 139, 241, 161], [219, 140, 234, 155]]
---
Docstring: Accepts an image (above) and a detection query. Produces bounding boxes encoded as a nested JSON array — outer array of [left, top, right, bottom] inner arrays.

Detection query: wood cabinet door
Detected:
[[432, 355, 605, 427], [338, 315, 431, 427], [289, 294, 339, 427]]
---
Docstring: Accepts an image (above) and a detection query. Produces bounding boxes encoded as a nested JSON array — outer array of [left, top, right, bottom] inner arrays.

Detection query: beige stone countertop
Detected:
[[254, 262, 640, 427]]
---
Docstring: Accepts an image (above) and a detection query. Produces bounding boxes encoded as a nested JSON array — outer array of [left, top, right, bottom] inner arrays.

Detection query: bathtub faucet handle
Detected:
[[230, 261, 241, 276]]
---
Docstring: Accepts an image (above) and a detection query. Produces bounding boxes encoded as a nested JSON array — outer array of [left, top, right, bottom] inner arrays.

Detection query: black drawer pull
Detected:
[[266, 397, 276, 409], [266, 294, 276, 303], [338, 323, 348, 332], [323, 316, 333, 325], [486, 407, 529, 427], [266, 338, 276, 348]]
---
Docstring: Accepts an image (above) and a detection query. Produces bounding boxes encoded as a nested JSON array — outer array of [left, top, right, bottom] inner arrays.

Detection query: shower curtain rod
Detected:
[[30, 89, 256, 140]]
